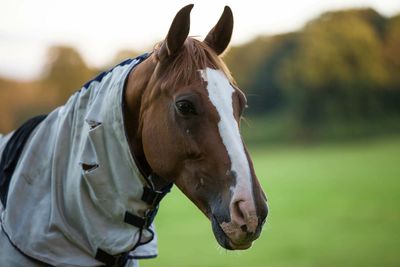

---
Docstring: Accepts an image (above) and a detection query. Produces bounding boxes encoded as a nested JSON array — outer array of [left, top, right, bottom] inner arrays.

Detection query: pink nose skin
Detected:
[[231, 199, 258, 233], [219, 198, 259, 248]]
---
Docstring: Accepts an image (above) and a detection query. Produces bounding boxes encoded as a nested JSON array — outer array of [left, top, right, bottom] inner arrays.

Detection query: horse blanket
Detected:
[[0, 54, 166, 267]]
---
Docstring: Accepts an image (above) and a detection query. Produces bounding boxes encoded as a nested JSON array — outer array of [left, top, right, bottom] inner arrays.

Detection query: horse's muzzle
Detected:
[[211, 203, 268, 250]]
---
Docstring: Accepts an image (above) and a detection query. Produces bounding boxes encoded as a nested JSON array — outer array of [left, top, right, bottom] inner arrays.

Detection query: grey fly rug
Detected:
[[0, 53, 170, 267]]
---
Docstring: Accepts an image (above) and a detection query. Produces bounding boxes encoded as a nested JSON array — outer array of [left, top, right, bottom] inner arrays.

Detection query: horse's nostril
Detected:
[[229, 199, 259, 235], [231, 200, 246, 226]]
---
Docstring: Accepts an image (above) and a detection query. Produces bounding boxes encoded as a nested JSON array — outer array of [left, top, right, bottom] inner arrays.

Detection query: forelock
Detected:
[[154, 37, 235, 90]]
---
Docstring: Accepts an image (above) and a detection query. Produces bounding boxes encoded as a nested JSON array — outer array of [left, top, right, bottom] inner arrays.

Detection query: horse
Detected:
[[0, 4, 268, 267]]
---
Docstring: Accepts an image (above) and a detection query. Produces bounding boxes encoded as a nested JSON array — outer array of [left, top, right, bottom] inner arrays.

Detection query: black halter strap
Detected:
[[123, 181, 173, 228], [141, 184, 172, 206]]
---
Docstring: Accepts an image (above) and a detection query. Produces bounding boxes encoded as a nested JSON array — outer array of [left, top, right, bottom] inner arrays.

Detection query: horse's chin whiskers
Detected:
[[216, 244, 228, 254]]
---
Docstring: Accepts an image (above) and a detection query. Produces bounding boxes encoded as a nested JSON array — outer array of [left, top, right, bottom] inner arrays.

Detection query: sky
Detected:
[[1, 0, 400, 80]]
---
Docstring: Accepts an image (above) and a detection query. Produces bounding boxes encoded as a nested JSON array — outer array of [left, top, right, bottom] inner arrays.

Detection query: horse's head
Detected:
[[124, 4, 268, 250]]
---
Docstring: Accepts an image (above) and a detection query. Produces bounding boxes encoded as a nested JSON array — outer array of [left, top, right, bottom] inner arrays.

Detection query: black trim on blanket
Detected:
[[0, 114, 47, 207], [83, 53, 150, 90], [129, 254, 158, 260], [0, 225, 53, 267]]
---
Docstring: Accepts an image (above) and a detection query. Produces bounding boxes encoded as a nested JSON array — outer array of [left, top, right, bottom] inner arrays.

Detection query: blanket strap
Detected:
[[95, 249, 129, 267], [95, 179, 172, 266]]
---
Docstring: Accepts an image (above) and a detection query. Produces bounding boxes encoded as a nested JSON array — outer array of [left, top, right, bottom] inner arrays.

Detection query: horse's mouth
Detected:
[[211, 215, 253, 250]]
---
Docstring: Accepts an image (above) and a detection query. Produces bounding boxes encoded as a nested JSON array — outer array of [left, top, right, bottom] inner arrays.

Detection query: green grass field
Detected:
[[142, 137, 400, 267]]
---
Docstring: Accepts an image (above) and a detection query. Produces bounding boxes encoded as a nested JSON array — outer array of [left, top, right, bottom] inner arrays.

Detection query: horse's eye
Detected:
[[175, 100, 196, 116]]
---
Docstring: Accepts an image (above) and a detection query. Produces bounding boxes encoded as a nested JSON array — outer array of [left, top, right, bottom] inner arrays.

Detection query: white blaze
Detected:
[[200, 68, 254, 206]]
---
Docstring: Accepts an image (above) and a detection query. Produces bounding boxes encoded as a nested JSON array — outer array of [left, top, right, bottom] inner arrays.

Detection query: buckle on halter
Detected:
[[141, 182, 173, 207], [141, 187, 163, 207], [124, 212, 148, 228]]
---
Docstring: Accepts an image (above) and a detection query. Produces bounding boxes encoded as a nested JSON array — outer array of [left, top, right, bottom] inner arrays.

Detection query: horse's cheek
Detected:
[[141, 121, 180, 177]]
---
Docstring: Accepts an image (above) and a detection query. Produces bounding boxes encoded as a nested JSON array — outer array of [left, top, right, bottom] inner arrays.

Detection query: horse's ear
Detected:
[[204, 6, 234, 55], [158, 4, 193, 61]]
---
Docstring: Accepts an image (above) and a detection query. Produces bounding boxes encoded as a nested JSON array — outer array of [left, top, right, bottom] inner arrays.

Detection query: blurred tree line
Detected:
[[1, 8, 399, 141], [0, 47, 139, 132], [225, 9, 400, 128]]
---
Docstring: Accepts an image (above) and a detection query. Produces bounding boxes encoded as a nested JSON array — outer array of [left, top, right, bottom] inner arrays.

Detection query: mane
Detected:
[[154, 37, 235, 89]]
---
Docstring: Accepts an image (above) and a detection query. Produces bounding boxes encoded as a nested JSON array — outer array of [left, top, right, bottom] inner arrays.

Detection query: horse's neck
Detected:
[[123, 56, 168, 189], [124, 57, 154, 139]]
